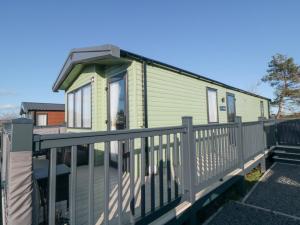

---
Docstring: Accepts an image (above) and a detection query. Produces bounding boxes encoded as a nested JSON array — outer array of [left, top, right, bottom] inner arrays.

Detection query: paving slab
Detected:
[[244, 163, 300, 217], [206, 201, 300, 225]]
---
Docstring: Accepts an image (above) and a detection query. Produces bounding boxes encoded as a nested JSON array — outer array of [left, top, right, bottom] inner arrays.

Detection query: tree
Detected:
[[262, 54, 300, 118], [0, 111, 18, 120]]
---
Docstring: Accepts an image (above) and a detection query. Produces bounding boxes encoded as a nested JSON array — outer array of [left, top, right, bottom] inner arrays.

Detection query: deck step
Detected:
[[272, 156, 300, 165], [273, 150, 300, 160], [273, 145, 300, 154]]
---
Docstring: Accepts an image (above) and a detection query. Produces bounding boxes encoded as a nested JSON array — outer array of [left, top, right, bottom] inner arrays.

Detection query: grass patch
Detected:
[[245, 167, 263, 183]]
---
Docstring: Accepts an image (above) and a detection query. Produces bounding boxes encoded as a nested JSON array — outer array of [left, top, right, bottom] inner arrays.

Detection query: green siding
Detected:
[[134, 64, 269, 127]]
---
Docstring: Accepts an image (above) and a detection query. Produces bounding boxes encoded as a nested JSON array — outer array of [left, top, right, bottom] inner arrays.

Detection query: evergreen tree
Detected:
[[262, 54, 300, 118]]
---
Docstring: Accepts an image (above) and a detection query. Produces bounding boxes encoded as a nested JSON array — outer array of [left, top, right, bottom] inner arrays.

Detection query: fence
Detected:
[[276, 119, 300, 146], [33, 125, 66, 135], [1, 116, 271, 225]]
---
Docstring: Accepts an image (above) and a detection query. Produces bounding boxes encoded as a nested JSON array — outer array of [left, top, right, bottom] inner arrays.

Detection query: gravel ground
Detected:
[[206, 201, 300, 225], [245, 163, 300, 217]]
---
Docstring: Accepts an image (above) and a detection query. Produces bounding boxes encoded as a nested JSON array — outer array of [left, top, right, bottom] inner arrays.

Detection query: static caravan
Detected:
[[52, 44, 270, 164]]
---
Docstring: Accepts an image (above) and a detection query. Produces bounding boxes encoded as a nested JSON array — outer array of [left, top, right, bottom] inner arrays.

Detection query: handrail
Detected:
[[193, 122, 238, 130], [33, 125, 186, 150]]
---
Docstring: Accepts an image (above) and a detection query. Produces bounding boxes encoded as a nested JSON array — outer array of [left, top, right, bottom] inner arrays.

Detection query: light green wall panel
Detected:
[[143, 64, 269, 127]]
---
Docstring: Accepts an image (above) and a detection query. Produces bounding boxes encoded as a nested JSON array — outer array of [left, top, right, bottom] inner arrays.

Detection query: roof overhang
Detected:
[[52, 44, 125, 92]]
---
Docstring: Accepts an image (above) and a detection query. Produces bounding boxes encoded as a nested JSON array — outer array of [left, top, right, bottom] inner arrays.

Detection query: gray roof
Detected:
[[20, 102, 65, 115], [52, 44, 270, 101]]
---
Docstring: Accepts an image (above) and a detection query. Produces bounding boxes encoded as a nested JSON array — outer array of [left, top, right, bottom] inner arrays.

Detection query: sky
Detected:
[[1, 0, 300, 116]]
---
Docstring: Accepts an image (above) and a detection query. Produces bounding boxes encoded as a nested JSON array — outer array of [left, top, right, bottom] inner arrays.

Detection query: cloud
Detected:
[[0, 89, 17, 96], [0, 104, 18, 110]]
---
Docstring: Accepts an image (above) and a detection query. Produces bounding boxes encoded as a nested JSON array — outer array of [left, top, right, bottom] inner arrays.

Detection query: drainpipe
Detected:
[[143, 61, 149, 174], [143, 61, 148, 129]]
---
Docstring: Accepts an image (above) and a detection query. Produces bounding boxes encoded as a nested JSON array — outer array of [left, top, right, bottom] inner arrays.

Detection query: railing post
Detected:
[[235, 116, 244, 174], [258, 117, 266, 173], [258, 117, 267, 149], [6, 118, 33, 225], [182, 116, 196, 203], [275, 119, 279, 146]]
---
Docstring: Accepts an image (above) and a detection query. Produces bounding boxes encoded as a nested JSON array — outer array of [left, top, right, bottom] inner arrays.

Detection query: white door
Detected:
[[109, 76, 126, 165]]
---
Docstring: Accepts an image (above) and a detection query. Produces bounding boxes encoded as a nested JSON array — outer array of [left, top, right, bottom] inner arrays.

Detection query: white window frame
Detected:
[[36, 114, 48, 126], [207, 88, 219, 123]]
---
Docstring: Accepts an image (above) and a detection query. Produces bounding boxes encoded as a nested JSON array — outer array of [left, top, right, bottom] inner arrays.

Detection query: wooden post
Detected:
[[258, 117, 267, 173], [182, 117, 196, 203]]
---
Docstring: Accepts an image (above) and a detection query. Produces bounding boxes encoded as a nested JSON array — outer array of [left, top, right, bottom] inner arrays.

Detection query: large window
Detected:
[[68, 84, 91, 128], [207, 88, 218, 123]]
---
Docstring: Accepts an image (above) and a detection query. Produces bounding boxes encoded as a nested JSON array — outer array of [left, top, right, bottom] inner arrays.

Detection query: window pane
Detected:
[[227, 94, 236, 122], [260, 101, 264, 117], [82, 85, 91, 128], [37, 114, 47, 126], [75, 89, 82, 127], [68, 93, 74, 127], [207, 89, 218, 123]]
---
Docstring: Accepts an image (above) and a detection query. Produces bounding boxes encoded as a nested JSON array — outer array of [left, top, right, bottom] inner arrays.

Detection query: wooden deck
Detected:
[[74, 164, 182, 225]]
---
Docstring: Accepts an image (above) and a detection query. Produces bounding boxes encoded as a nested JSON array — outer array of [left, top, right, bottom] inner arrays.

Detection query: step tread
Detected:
[[274, 150, 300, 156], [273, 156, 300, 162], [276, 145, 300, 150]]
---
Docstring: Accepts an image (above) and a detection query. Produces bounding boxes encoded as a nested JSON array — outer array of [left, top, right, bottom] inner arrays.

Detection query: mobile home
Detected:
[[52, 44, 270, 164], [20, 102, 65, 126]]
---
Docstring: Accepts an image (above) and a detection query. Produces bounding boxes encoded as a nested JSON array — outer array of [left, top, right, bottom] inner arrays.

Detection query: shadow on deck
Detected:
[[74, 165, 181, 225]]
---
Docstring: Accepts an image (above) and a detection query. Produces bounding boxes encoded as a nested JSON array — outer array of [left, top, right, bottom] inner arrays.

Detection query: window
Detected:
[[207, 88, 218, 123], [75, 89, 82, 127], [68, 93, 74, 127], [260, 101, 264, 117], [82, 85, 91, 127], [36, 114, 47, 126], [67, 84, 92, 128], [227, 93, 236, 122]]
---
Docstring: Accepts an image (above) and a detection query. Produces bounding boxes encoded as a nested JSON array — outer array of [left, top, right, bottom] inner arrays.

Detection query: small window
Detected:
[[67, 84, 92, 128], [207, 88, 218, 123], [36, 114, 47, 126], [260, 101, 264, 117]]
